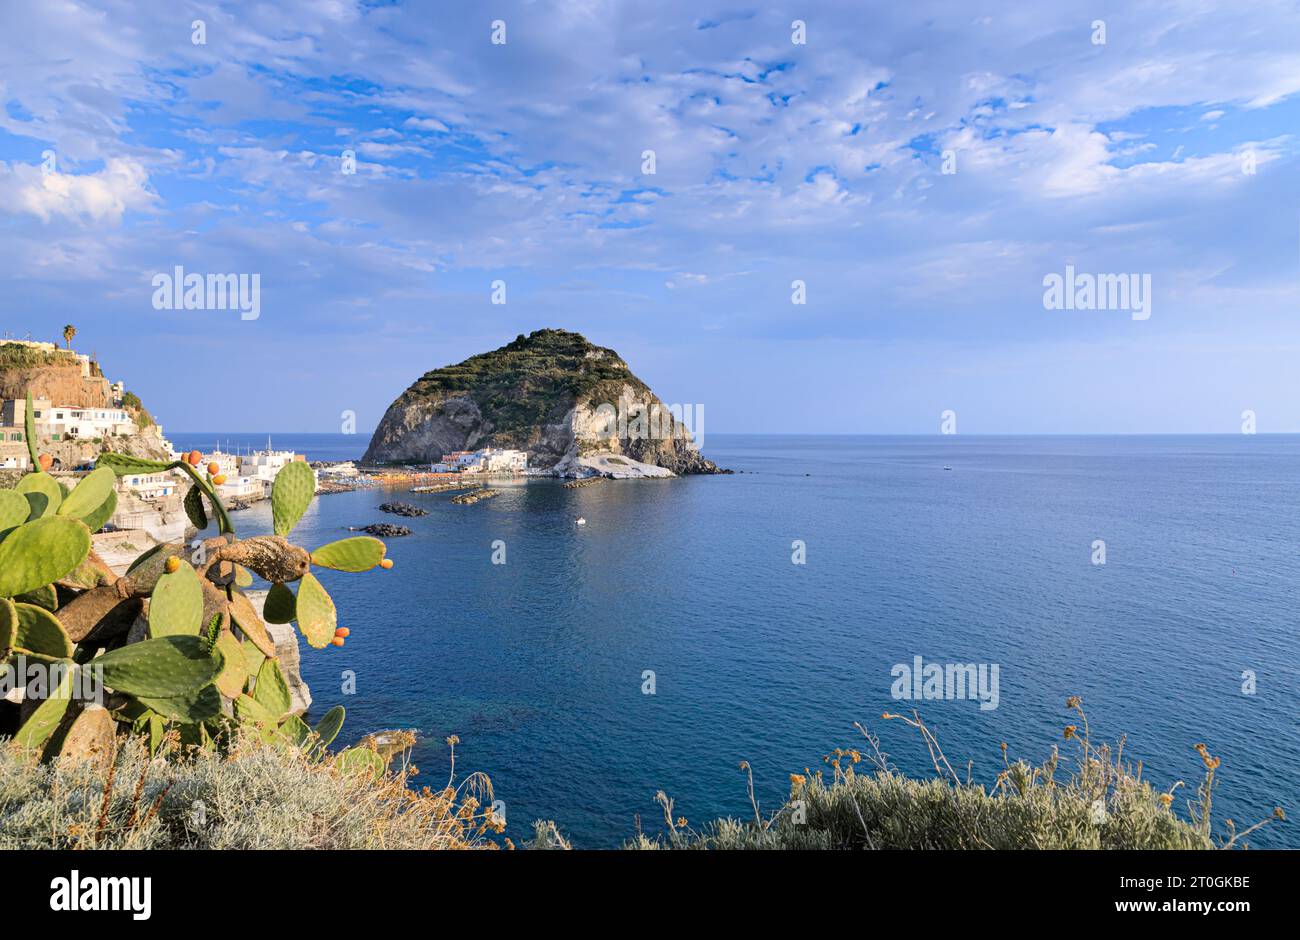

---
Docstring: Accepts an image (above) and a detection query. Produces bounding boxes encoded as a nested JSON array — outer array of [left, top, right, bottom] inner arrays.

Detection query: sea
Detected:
[[166, 432, 1300, 848]]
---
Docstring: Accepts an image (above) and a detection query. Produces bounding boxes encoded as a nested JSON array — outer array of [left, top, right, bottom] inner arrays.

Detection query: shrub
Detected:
[[0, 732, 501, 849], [622, 704, 1285, 850]]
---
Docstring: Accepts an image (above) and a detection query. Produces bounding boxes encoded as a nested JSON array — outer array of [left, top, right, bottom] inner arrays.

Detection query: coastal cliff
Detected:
[[362, 329, 723, 475], [0, 341, 172, 468]]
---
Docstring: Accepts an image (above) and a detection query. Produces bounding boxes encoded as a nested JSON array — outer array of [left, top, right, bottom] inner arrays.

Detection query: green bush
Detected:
[[620, 706, 1285, 851], [0, 733, 499, 849]]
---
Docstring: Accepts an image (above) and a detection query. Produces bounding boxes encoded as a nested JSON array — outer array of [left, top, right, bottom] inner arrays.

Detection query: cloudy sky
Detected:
[[2, 0, 1299, 434]]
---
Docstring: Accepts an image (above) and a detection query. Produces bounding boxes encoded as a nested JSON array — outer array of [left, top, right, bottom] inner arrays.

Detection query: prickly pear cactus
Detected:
[[1, 440, 387, 766]]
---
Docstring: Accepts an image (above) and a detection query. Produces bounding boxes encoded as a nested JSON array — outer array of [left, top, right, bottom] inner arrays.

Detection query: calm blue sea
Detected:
[[168, 433, 1300, 848]]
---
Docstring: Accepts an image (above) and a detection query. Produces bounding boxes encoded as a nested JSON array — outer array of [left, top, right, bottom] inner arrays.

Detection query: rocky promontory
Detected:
[[362, 329, 724, 476]]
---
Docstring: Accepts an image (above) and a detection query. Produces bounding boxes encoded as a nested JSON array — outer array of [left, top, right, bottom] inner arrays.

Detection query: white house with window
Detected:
[[120, 472, 175, 500], [433, 448, 527, 473]]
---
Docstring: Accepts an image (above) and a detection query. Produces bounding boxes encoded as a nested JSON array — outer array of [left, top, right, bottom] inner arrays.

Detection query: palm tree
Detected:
[[62, 324, 76, 349]]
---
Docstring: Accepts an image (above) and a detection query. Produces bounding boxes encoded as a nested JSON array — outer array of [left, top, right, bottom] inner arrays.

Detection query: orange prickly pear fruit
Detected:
[[335, 627, 350, 638], [212, 474, 227, 485], [187, 450, 202, 466], [207, 461, 220, 475], [165, 556, 181, 573], [38, 454, 53, 471], [380, 558, 394, 570], [330, 636, 345, 647]]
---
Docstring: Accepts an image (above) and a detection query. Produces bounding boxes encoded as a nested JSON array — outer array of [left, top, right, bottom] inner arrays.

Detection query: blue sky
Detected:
[[2, 0, 1300, 434]]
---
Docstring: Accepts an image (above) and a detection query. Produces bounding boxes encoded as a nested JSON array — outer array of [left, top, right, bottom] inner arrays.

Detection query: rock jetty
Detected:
[[360, 523, 411, 537], [378, 501, 428, 517], [451, 489, 498, 505], [410, 481, 479, 494]]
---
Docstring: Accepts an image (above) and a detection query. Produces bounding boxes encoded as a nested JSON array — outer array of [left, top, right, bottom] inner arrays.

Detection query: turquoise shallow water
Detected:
[[170, 433, 1300, 847]]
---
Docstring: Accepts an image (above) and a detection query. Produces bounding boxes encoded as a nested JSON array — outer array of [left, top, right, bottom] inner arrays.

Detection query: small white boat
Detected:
[[576, 517, 587, 526]]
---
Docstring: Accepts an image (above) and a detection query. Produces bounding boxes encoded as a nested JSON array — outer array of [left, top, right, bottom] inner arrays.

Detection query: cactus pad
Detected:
[[136, 683, 223, 723], [228, 588, 277, 658], [214, 629, 248, 698], [57, 705, 117, 769], [16, 583, 58, 611], [23, 392, 38, 467], [16, 472, 63, 519], [262, 582, 296, 624], [271, 460, 314, 536], [0, 516, 92, 598], [252, 657, 292, 720], [234, 692, 277, 727], [0, 490, 29, 533], [97, 635, 224, 698], [13, 602, 74, 658], [336, 746, 386, 779], [13, 665, 76, 750], [314, 705, 345, 748], [149, 561, 204, 638], [310, 536, 386, 572], [184, 483, 208, 529], [76, 488, 117, 535], [293, 571, 336, 648], [96, 453, 173, 476], [57, 466, 116, 521], [242, 636, 267, 675], [0, 597, 15, 651]]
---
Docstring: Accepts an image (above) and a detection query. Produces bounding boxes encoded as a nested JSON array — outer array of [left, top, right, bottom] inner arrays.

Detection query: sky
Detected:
[[2, 0, 1300, 435]]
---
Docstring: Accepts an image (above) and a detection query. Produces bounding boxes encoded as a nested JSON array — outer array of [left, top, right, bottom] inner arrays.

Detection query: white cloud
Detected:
[[0, 159, 155, 225], [403, 116, 450, 133]]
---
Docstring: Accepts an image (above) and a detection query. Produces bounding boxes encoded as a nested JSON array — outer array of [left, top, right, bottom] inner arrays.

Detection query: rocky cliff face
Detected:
[[0, 346, 111, 407], [0, 343, 172, 464], [363, 329, 724, 475]]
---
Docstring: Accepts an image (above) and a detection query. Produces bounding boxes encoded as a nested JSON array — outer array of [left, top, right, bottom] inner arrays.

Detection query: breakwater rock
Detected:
[[451, 489, 498, 505], [360, 523, 412, 537], [378, 502, 428, 517]]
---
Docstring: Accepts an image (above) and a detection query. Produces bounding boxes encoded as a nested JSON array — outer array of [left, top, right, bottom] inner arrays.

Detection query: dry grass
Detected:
[[618, 700, 1286, 851], [0, 731, 503, 850]]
